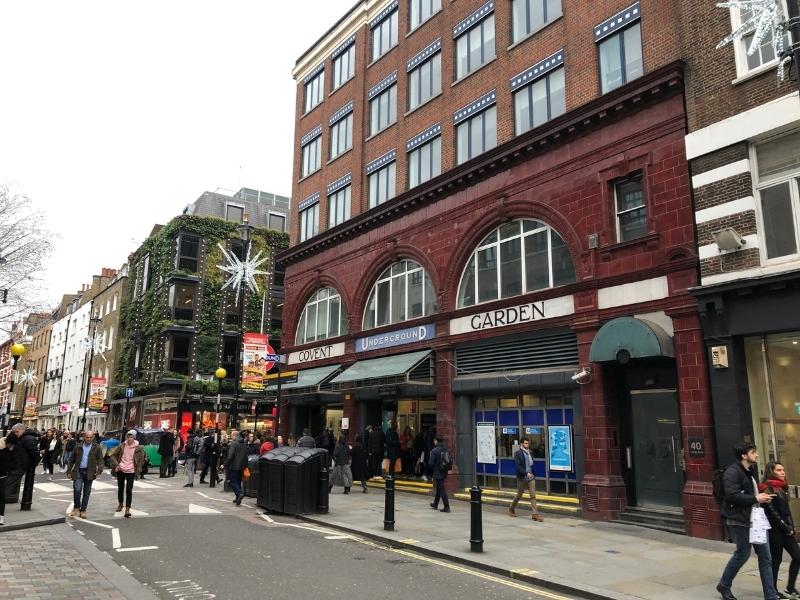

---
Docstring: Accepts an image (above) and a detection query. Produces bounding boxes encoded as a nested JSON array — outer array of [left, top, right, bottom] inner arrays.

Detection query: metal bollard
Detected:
[[318, 465, 330, 514], [469, 485, 483, 553], [20, 470, 35, 511], [384, 475, 395, 531], [209, 451, 218, 488]]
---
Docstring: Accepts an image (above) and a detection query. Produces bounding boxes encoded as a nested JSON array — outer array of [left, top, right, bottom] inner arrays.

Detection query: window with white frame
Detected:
[[363, 260, 436, 329], [512, 0, 562, 43], [329, 185, 352, 228], [408, 52, 441, 111], [372, 8, 399, 61], [730, 2, 789, 76], [295, 287, 347, 345], [370, 83, 397, 136], [225, 203, 244, 223], [301, 134, 322, 177], [330, 112, 353, 160], [755, 130, 800, 261], [408, 136, 441, 188], [615, 173, 647, 242], [456, 219, 575, 307], [299, 202, 320, 242], [332, 43, 355, 90], [304, 70, 324, 113], [410, 0, 441, 30], [369, 161, 397, 208], [513, 67, 565, 135], [597, 21, 643, 94], [269, 213, 286, 232], [176, 233, 200, 272], [455, 14, 495, 80], [456, 105, 496, 165]]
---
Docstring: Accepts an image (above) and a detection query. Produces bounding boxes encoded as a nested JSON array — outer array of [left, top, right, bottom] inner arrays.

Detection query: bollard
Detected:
[[20, 470, 35, 511], [209, 451, 218, 488], [384, 475, 395, 531], [318, 465, 330, 514], [469, 485, 483, 553]]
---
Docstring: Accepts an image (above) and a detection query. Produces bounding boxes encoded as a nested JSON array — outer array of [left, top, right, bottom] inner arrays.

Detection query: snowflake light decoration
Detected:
[[716, 0, 791, 80], [216, 242, 270, 305], [81, 333, 107, 361], [18, 367, 37, 386]]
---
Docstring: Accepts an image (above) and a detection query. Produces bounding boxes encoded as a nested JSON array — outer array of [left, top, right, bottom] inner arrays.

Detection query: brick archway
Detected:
[[285, 273, 350, 346]]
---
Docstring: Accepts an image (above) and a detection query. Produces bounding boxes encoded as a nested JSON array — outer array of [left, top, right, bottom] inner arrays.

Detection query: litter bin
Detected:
[[311, 448, 330, 514], [263, 449, 292, 513], [284, 448, 316, 515], [244, 455, 260, 498], [257, 456, 270, 509]]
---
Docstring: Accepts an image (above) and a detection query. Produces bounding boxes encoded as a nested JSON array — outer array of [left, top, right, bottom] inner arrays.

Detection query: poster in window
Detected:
[[547, 425, 573, 472], [88, 377, 107, 411], [476, 422, 497, 464], [241, 333, 273, 390]]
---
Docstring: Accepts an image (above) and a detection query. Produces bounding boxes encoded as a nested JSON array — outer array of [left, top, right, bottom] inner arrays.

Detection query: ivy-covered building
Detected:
[[114, 211, 289, 437]]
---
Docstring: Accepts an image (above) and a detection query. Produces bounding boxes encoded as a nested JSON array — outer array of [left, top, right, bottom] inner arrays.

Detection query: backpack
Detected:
[[439, 447, 452, 472], [190, 436, 202, 458], [712, 466, 728, 505]]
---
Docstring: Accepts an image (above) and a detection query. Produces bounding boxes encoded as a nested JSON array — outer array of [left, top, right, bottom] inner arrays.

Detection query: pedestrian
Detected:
[[39, 430, 52, 476], [287, 432, 297, 447], [400, 426, 414, 476], [0, 432, 19, 526], [424, 426, 437, 481], [183, 429, 202, 488], [66, 430, 105, 519], [108, 430, 144, 518], [760, 462, 800, 598], [428, 435, 451, 513], [9, 424, 40, 508], [716, 442, 779, 600], [246, 432, 260, 456], [368, 424, 385, 478], [223, 430, 248, 506], [412, 429, 426, 479], [158, 427, 174, 478], [169, 428, 181, 476], [317, 427, 334, 463], [45, 430, 61, 481], [385, 422, 400, 477], [259, 436, 274, 456], [297, 428, 316, 448], [200, 430, 219, 485], [509, 437, 544, 522], [60, 432, 75, 472], [275, 435, 284, 448], [350, 434, 369, 493], [329, 435, 353, 494]]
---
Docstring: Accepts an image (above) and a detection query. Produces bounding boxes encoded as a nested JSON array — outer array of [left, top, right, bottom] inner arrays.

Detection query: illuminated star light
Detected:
[[81, 333, 107, 361], [716, 0, 791, 80], [18, 367, 37, 386], [216, 242, 269, 305]]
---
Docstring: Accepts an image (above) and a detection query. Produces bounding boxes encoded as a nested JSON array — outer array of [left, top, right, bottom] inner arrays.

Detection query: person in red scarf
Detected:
[[760, 462, 800, 598]]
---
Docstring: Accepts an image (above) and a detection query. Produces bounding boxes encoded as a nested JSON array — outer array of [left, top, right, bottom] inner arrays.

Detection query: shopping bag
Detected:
[[749, 506, 771, 544], [243, 467, 251, 481]]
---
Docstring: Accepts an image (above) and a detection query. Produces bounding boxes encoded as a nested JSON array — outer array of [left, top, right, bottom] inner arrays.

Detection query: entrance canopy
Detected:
[[589, 317, 674, 363], [327, 350, 432, 390], [267, 364, 341, 391]]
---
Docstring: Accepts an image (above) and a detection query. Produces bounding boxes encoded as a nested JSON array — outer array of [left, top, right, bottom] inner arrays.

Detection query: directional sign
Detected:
[[125, 387, 134, 398], [264, 370, 298, 385]]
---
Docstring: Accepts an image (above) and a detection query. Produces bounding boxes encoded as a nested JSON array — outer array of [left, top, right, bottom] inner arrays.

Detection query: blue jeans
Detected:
[[229, 470, 243, 498], [73, 469, 93, 511], [720, 525, 779, 599]]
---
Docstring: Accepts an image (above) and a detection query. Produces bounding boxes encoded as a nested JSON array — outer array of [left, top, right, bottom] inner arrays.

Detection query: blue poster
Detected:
[[548, 425, 573, 472]]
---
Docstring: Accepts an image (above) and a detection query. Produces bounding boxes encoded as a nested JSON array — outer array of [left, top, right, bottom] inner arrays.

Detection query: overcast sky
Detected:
[[0, 0, 353, 307]]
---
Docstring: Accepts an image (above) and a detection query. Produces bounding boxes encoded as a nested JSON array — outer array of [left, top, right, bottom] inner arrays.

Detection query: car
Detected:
[[99, 428, 166, 468]]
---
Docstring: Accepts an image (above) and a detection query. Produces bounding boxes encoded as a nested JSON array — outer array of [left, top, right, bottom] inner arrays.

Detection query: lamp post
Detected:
[[79, 315, 102, 434], [231, 215, 254, 429], [3, 342, 26, 435], [122, 332, 143, 439], [209, 367, 227, 488]]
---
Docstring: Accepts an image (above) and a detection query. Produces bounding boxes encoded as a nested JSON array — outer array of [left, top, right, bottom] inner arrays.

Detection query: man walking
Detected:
[[428, 435, 451, 513], [509, 438, 543, 522], [368, 424, 385, 478], [158, 427, 174, 478], [297, 428, 316, 448], [200, 429, 218, 485], [224, 430, 248, 506], [385, 422, 400, 477], [717, 442, 779, 600], [10, 423, 40, 510], [184, 429, 201, 488], [66, 431, 105, 519]]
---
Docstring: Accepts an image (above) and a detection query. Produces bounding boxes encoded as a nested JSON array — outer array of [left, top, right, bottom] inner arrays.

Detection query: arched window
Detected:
[[457, 219, 575, 308], [295, 287, 347, 345], [363, 260, 435, 330]]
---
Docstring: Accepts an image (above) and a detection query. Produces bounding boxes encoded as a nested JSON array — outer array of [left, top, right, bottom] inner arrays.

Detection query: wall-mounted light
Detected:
[[712, 228, 746, 252]]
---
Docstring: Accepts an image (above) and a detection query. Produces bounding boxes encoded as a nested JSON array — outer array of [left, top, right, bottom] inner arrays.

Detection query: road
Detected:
[[33, 470, 580, 600]]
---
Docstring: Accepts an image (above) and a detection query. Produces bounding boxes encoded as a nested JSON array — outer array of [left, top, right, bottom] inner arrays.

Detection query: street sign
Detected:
[[264, 370, 299, 385], [125, 387, 134, 398]]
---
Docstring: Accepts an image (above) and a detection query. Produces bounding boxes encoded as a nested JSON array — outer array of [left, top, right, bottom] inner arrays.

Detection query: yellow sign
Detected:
[[264, 370, 298, 381]]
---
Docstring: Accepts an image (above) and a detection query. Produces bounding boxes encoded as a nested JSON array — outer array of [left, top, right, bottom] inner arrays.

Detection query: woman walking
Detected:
[[169, 429, 181, 477], [329, 436, 353, 494], [0, 432, 18, 526], [109, 430, 145, 518], [60, 432, 75, 473], [760, 462, 800, 598], [43, 431, 61, 481], [351, 434, 369, 493]]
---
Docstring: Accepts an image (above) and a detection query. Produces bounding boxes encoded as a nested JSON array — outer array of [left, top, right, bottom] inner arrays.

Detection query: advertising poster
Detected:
[[476, 422, 497, 464], [241, 333, 273, 390], [24, 397, 37, 417], [547, 425, 573, 472], [88, 377, 107, 411]]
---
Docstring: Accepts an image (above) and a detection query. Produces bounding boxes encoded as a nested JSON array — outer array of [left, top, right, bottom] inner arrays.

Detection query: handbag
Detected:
[[243, 466, 251, 481]]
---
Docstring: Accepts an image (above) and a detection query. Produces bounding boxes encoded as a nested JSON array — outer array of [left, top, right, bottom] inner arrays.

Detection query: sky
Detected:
[[0, 0, 353, 308]]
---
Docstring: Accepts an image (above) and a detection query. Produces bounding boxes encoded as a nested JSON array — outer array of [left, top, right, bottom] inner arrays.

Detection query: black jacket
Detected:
[[722, 461, 759, 527], [350, 443, 368, 481], [297, 435, 316, 448], [158, 431, 174, 456], [368, 428, 385, 454], [762, 483, 795, 535], [225, 438, 249, 471], [385, 428, 400, 459], [514, 448, 534, 480], [428, 445, 448, 480], [15, 429, 41, 473], [333, 443, 349, 467]]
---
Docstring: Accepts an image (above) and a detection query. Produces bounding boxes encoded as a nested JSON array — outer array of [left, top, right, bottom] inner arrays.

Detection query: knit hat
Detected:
[[5, 432, 19, 446]]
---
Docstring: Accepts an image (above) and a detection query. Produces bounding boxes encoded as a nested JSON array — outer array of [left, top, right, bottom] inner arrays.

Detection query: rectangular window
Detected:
[[369, 162, 397, 208], [329, 185, 352, 228], [299, 203, 320, 242], [370, 84, 397, 136], [332, 44, 355, 90], [372, 9, 399, 61], [408, 53, 441, 111], [732, 4, 788, 75], [142, 255, 151, 294], [408, 136, 441, 189], [455, 14, 495, 80], [170, 283, 196, 321], [615, 173, 647, 242], [512, 0, 562, 43], [301, 135, 322, 177], [330, 113, 353, 160], [513, 67, 565, 136], [410, 0, 441, 30], [755, 130, 800, 260], [225, 203, 244, 223], [456, 106, 497, 165], [598, 22, 643, 94], [268, 213, 286, 232], [304, 70, 324, 113], [168, 334, 192, 375], [176, 233, 200, 273]]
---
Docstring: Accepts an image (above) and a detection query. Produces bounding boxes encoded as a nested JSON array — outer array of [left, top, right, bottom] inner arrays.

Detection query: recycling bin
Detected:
[[263, 450, 291, 513], [244, 454, 260, 498]]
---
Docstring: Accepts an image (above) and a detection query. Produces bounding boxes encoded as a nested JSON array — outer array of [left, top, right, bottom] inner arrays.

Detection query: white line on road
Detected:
[[189, 503, 221, 514], [260, 514, 274, 523], [116, 546, 159, 552], [195, 491, 229, 503], [40, 497, 72, 503], [324, 534, 353, 540], [77, 518, 115, 530], [112, 528, 121, 549]]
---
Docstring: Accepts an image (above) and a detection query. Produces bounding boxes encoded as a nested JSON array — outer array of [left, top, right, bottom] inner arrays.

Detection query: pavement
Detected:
[[0, 499, 66, 532], [301, 487, 784, 600]]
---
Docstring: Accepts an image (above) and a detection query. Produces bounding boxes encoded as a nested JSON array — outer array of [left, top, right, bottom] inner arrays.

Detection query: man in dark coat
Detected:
[[158, 428, 174, 478], [9, 424, 40, 509], [368, 424, 386, 478], [384, 422, 400, 476], [200, 430, 218, 485], [297, 428, 316, 448], [350, 434, 369, 493], [428, 435, 450, 513], [224, 430, 249, 506]]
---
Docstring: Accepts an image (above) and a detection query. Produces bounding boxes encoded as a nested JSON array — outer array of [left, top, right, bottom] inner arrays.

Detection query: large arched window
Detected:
[[363, 260, 436, 330], [295, 287, 347, 345], [457, 219, 575, 308]]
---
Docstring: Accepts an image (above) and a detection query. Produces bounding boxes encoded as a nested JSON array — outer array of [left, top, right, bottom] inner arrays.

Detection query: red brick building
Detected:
[[279, 0, 717, 537]]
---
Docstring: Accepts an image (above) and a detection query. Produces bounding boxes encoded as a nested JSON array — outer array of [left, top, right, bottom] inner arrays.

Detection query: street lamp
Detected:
[[208, 367, 227, 488], [232, 214, 254, 429], [2, 342, 26, 435], [79, 314, 103, 434]]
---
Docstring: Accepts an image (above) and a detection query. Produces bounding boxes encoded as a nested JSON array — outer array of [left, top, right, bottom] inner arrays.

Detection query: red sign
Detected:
[[241, 333, 274, 390]]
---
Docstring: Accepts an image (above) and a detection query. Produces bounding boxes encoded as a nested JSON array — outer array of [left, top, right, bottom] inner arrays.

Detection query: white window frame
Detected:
[[329, 185, 352, 228], [362, 260, 435, 329], [332, 44, 355, 90], [268, 212, 287, 232], [299, 203, 320, 242], [410, 0, 441, 31], [304, 70, 325, 113], [372, 9, 399, 62], [295, 287, 346, 345], [728, 1, 789, 79], [330, 113, 353, 161], [225, 202, 245, 223], [614, 173, 647, 243], [301, 135, 322, 178]]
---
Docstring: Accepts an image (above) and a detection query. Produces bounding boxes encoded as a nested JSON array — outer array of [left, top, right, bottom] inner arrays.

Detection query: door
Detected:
[[630, 390, 683, 508]]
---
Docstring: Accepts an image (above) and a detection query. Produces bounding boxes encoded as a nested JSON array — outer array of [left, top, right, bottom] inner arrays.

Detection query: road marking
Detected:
[[284, 523, 341, 535], [260, 514, 274, 523], [112, 528, 121, 549], [399, 538, 420, 544], [511, 568, 539, 576], [116, 546, 159, 552], [189, 503, 221, 514], [195, 491, 230, 503], [154, 580, 215, 598], [66, 503, 74, 515], [40, 497, 72, 503], [89, 481, 117, 490], [112, 507, 149, 517], [77, 518, 115, 529], [132, 481, 161, 489], [34, 482, 72, 492], [324, 534, 353, 540]]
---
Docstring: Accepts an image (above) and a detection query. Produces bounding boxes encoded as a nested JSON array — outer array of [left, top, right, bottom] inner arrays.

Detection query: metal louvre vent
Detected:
[[455, 330, 578, 375]]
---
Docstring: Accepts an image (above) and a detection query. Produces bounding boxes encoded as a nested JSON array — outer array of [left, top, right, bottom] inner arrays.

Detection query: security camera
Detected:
[[571, 367, 592, 384]]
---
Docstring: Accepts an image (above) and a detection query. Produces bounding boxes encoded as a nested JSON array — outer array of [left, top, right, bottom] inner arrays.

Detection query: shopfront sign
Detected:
[[356, 324, 435, 352], [288, 342, 346, 365], [476, 422, 496, 464], [449, 295, 575, 336], [88, 377, 107, 411]]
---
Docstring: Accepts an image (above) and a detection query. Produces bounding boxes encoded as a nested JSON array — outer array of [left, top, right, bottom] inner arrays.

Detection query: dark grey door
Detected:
[[630, 390, 683, 508]]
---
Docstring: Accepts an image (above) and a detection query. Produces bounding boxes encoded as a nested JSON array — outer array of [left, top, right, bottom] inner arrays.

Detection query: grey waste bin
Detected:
[[244, 455, 260, 498], [264, 450, 291, 513]]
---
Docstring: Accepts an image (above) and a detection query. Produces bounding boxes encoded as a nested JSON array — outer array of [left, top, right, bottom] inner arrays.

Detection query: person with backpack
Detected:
[[509, 438, 543, 522], [428, 434, 451, 513], [760, 462, 800, 598], [183, 429, 202, 488], [716, 442, 780, 600]]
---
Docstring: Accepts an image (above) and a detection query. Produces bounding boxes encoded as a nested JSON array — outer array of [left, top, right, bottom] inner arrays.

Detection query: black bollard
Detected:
[[318, 465, 330, 514], [384, 475, 395, 531], [469, 485, 483, 553], [20, 469, 35, 511]]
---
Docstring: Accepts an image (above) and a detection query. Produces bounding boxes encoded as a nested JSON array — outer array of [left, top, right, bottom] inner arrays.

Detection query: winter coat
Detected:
[[333, 442, 349, 467], [350, 443, 368, 481], [67, 442, 105, 481], [0, 433, 17, 477], [65, 438, 76, 452], [15, 429, 41, 473], [224, 438, 249, 471], [368, 428, 385, 454], [385, 428, 400, 460], [412, 433, 426, 457], [721, 462, 759, 527], [297, 435, 316, 449], [108, 442, 146, 479], [158, 431, 175, 456], [428, 445, 449, 480], [514, 448, 534, 480], [760, 481, 795, 535], [247, 442, 260, 456]]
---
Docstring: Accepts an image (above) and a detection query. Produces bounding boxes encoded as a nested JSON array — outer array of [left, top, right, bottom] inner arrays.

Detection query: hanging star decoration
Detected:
[[716, 0, 791, 80], [216, 242, 270, 305], [81, 333, 107, 361], [18, 367, 37, 386]]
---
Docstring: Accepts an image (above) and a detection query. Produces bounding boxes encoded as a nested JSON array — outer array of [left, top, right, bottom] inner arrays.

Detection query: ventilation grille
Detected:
[[455, 330, 578, 375], [691, 506, 708, 525]]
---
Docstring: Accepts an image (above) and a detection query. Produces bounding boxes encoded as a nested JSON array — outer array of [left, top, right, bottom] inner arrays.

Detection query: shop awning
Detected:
[[589, 317, 674, 363], [328, 350, 432, 389], [267, 364, 342, 391]]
